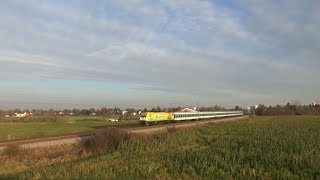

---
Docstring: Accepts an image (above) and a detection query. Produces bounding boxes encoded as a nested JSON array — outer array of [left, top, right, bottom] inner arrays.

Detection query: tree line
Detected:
[[0, 107, 130, 117], [5, 103, 319, 117], [0, 105, 230, 117], [255, 103, 320, 116]]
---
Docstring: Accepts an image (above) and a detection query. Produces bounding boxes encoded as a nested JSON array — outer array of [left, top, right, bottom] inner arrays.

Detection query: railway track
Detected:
[[0, 116, 248, 151]]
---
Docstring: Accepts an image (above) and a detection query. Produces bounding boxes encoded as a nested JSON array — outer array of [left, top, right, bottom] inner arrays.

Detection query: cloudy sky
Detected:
[[0, 0, 319, 109]]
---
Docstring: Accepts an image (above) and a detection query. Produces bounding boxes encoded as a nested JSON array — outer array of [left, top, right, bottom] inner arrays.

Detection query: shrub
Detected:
[[166, 126, 179, 133], [3, 145, 20, 157], [83, 127, 129, 152], [126, 132, 154, 141]]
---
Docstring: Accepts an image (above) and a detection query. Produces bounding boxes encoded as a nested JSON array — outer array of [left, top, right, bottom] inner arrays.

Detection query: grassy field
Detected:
[[1, 116, 320, 179], [0, 116, 139, 141]]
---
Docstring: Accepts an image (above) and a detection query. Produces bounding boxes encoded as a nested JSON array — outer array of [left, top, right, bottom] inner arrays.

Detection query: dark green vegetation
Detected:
[[1, 116, 320, 179], [0, 116, 138, 141], [255, 103, 320, 115]]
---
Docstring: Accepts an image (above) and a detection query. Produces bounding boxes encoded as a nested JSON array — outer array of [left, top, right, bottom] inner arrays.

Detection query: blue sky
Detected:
[[0, 0, 319, 109]]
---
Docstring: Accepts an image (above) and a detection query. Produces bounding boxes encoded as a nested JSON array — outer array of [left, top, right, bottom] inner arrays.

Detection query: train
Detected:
[[139, 111, 243, 125]]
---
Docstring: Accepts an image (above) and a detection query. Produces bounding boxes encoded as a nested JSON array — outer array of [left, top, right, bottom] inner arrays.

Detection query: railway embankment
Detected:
[[0, 116, 248, 152]]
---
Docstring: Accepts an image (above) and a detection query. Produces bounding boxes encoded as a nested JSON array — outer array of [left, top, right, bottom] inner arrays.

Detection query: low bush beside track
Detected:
[[82, 127, 129, 152]]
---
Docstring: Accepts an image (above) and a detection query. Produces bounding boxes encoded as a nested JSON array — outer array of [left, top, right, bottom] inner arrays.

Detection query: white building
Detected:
[[180, 108, 198, 112], [109, 118, 118, 122], [13, 112, 28, 117]]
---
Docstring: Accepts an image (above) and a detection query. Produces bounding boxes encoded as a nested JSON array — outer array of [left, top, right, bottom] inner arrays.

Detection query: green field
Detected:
[[1, 116, 320, 179], [0, 116, 138, 141]]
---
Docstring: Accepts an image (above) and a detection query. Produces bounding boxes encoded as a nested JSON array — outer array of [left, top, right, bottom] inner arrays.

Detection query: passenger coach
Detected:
[[140, 111, 243, 125]]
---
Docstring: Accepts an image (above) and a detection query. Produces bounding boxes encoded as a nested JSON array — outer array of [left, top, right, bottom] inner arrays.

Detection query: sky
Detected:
[[0, 0, 319, 110]]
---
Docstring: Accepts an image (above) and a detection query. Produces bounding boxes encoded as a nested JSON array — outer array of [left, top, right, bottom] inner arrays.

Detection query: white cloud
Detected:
[[0, 0, 319, 108]]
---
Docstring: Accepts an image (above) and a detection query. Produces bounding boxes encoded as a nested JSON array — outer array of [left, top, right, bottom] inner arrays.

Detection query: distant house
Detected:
[[59, 112, 64, 115], [122, 111, 128, 115], [91, 113, 97, 116], [180, 108, 198, 112], [245, 105, 259, 115], [13, 112, 29, 117], [4, 115, 9, 117], [245, 107, 252, 114]]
